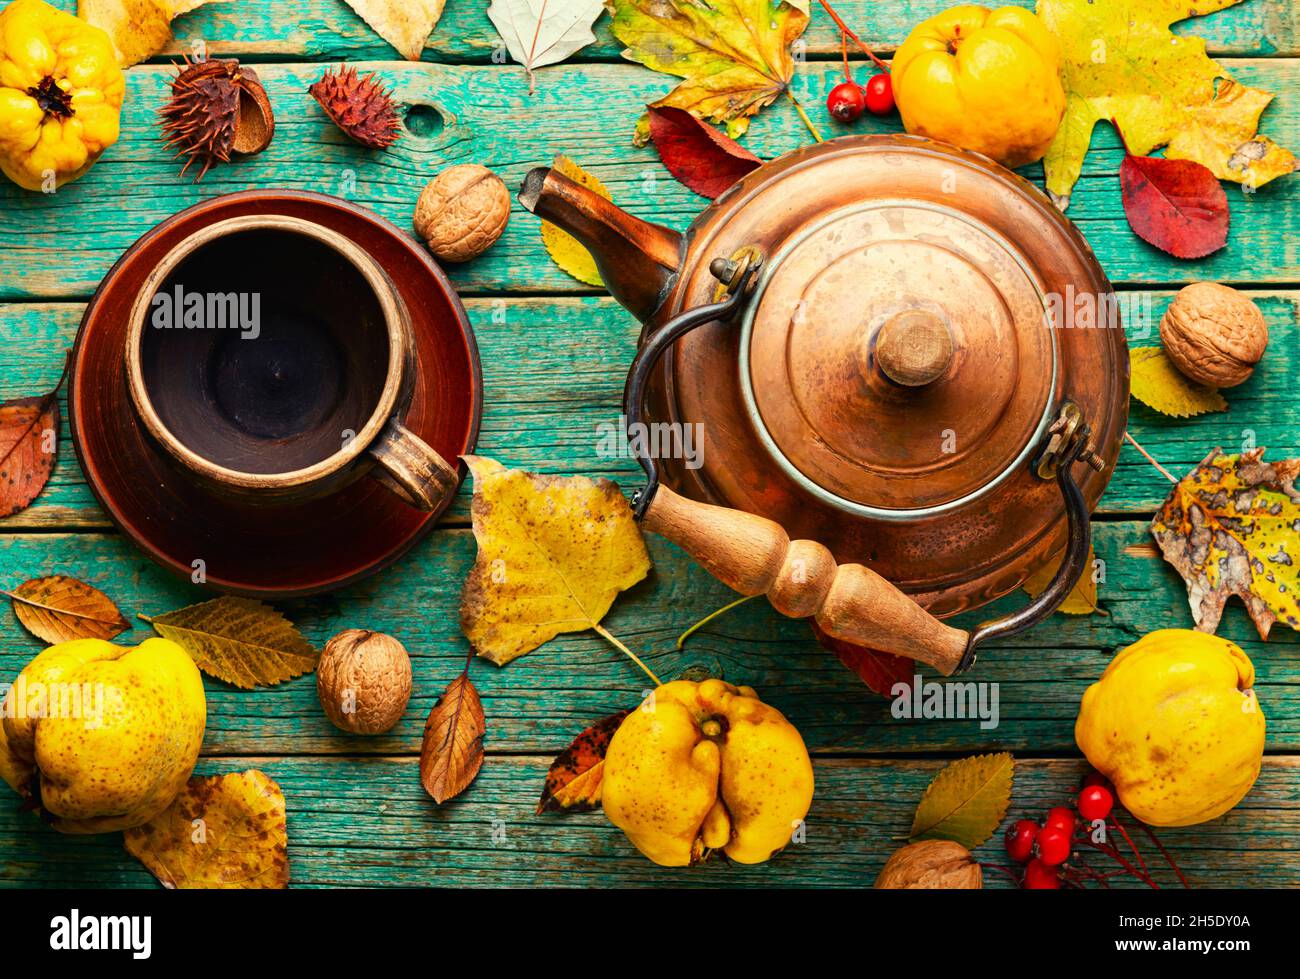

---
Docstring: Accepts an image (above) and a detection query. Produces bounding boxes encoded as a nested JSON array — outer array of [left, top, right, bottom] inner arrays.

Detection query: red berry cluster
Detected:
[[1003, 772, 1122, 889]]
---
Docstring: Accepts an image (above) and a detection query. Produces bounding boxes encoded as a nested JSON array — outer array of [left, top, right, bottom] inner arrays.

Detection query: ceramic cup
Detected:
[[124, 214, 457, 509]]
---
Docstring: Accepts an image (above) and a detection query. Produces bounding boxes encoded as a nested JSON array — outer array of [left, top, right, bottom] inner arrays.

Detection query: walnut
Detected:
[[1160, 282, 1268, 388], [316, 629, 412, 734], [874, 840, 983, 889], [413, 164, 510, 262]]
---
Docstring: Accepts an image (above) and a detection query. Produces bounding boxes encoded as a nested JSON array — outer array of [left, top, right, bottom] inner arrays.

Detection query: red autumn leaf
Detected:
[[647, 105, 762, 200], [0, 358, 66, 519], [537, 708, 631, 814], [811, 621, 914, 697], [1117, 123, 1228, 260]]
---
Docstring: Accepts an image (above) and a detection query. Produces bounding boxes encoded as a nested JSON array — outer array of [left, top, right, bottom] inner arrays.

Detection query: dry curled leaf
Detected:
[[78, 0, 215, 68], [7, 575, 129, 644], [606, 0, 810, 145], [1038, 0, 1296, 208], [488, 0, 604, 94], [459, 455, 651, 665], [0, 379, 61, 521], [1021, 545, 1101, 615], [124, 770, 289, 889], [1152, 448, 1300, 638], [909, 752, 1014, 850], [1129, 347, 1227, 418], [537, 709, 631, 813], [146, 596, 318, 689], [420, 668, 486, 804], [541, 154, 609, 286], [343, 0, 446, 61]]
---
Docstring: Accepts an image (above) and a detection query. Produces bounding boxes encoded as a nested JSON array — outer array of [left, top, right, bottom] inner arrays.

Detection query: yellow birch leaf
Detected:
[[124, 770, 289, 889], [1129, 347, 1227, 418], [541, 154, 609, 286], [1152, 448, 1300, 638], [459, 455, 651, 665], [1021, 545, 1101, 615], [909, 753, 1015, 850], [1037, 0, 1297, 207]]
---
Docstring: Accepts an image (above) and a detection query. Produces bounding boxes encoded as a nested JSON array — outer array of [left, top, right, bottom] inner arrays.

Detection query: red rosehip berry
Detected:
[[1023, 857, 1062, 889], [1035, 825, 1072, 867], [1004, 818, 1039, 863], [827, 81, 866, 122], [1045, 806, 1075, 835], [1078, 784, 1115, 822], [863, 72, 894, 115]]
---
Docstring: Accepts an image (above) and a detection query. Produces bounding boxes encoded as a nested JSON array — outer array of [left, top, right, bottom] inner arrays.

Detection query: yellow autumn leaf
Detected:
[[1130, 347, 1227, 418], [1152, 448, 1300, 637], [459, 455, 651, 665], [342, 0, 447, 61], [605, 0, 810, 144], [1021, 545, 1100, 615], [124, 770, 289, 889], [541, 155, 609, 287], [1037, 0, 1297, 207], [78, 0, 213, 67]]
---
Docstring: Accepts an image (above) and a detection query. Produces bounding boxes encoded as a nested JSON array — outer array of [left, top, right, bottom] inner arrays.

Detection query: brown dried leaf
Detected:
[[1151, 447, 1300, 637], [124, 770, 289, 889], [537, 709, 631, 813], [7, 575, 129, 643], [0, 389, 59, 521], [420, 669, 485, 804], [146, 596, 318, 689], [78, 0, 215, 68]]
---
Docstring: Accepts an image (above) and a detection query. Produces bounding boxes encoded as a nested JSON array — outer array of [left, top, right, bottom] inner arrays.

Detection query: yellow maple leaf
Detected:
[[1129, 347, 1227, 418], [1152, 448, 1300, 637], [1037, 0, 1297, 206], [459, 455, 651, 665], [1021, 545, 1101, 615], [124, 770, 289, 889], [605, 0, 810, 144], [541, 154, 609, 287]]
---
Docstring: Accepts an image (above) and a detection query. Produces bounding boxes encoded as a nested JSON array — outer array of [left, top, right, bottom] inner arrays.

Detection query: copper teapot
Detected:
[[520, 135, 1129, 675]]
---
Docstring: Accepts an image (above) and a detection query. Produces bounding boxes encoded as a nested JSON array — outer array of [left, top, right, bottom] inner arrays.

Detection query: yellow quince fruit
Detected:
[[891, 4, 1065, 168], [1075, 629, 1265, 827], [0, 0, 125, 191], [602, 679, 814, 866], [0, 637, 207, 834]]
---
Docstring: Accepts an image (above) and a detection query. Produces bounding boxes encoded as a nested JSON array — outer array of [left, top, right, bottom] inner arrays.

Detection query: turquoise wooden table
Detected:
[[0, 0, 1297, 888]]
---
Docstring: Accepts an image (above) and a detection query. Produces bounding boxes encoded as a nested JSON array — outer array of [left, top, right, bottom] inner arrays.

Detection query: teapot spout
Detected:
[[519, 167, 682, 323]]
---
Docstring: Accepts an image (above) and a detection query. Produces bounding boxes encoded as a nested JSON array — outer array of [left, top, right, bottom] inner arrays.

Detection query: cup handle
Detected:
[[367, 420, 459, 510]]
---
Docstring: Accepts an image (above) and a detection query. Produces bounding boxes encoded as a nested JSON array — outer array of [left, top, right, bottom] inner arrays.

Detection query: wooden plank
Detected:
[[0, 755, 1294, 887], [1, 60, 1296, 301], [44, 0, 1300, 62], [0, 521, 1295, 757], [1, 292, 1295, 529]]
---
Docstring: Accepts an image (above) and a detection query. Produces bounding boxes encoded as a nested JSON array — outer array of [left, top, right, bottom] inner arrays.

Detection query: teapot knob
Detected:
[[873, 309, 955, 387]]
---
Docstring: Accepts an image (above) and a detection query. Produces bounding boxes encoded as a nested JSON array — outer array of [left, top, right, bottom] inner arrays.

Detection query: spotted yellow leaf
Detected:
[[1130, 347, 1227, 418], [540, 155, 609, 287], [1152, 448, 1300, 637], [459, 455, 651, 665]]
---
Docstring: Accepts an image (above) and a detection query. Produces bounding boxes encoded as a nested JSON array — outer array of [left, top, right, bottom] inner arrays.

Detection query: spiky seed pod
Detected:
[[159, 58, 275, 181], [309, 66, 402, 150]]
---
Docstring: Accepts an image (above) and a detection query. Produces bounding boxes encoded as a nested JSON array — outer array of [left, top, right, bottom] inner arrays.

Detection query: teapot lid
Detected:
[[738, 197, 1057, 516]]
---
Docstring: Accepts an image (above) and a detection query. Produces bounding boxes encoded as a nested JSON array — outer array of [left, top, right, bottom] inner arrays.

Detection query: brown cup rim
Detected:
[[123, 214, 407, 491]]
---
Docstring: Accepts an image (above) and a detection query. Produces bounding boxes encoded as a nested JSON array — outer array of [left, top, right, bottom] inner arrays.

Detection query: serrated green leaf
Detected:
[[147, 596, 318, 689], [909, 752, 1015, 849], [1130, 347, 1227, 418]]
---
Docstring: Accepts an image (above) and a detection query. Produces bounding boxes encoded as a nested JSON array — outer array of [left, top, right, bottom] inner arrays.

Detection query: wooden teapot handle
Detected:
[[642, 485, 970, 675]]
